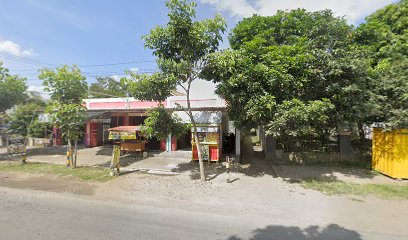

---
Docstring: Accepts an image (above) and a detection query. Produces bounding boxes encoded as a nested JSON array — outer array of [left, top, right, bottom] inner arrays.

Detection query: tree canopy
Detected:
[[89, 76, 128, 98], [0, 62, 27, 113], [202, 9, 370, 136], [40, 65, 88, 104], [7, 103, 50, 138], [141, 105, 187, 141], [40, 65, 88, 167], [355, 0, 408, 128]]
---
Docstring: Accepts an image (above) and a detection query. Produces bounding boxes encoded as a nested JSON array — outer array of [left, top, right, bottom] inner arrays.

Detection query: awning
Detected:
[[86, 111, 111, 123], [108, 126, 141, 132], [108, 126, 142, 141]]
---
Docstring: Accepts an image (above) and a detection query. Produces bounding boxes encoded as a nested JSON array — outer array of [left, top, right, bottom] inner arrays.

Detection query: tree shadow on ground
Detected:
[[171, 155, 278, 181], [0, 152, 8, 160], [27, 145, 86, 156], [171, 161, 226, 180], [273, 164, 379, 184], [95, 145, 113, 156], [94, 154, 146, 168], [227, 224, 362, 240], [169, 133, 277, 180]]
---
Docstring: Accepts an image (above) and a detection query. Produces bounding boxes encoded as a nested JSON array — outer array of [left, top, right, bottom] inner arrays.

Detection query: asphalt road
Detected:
[[0, 186, 406, 240]]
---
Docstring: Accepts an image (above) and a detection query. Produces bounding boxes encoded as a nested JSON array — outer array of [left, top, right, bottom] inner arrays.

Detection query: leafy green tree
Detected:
[[28, 120, 52, 139], [202, 10, 370, 142], [40, 65, 88, 104], [355, 0, 408, 129], [26, 91, 47, 107], [6, 90, 50, 138], [89, 76, 128, 98], [366, 0, 408, 35], [123, 0, 226, 181], [39, 65, 88, 167], [52, 104, 87, 166], [0, 62, 27, 113], [0, 112, 8, 135], [142, 105, 188, 141], [7, 103, 43, 137]]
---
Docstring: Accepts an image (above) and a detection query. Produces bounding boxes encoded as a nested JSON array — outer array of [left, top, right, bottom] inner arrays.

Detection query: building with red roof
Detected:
[[75, 96, 230, 154]]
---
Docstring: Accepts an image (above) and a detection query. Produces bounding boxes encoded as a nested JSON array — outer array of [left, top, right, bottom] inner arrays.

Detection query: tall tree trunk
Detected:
[[192, 125, 205, 181], [357, 122, 366, 153], [73, 140, 78, 168], [68, 140, 73, 167], [186, 78, 205, 181]]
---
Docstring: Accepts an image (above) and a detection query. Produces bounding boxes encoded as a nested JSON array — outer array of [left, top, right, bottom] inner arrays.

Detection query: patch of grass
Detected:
[[0, 162, 115, 182], [302, 177, 408, 199]]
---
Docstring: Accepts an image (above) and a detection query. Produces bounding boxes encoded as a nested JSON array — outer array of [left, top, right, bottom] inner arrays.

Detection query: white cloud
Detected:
[[0, 39, 34, 57], [200, 0, 395, 24], [200, 0, 256, 18]]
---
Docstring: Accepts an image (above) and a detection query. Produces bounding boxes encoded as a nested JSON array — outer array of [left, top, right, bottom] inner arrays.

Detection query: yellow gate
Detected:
[[372, 128, 408, 179]]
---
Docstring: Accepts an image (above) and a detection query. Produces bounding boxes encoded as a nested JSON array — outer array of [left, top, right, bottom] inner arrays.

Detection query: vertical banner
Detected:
[[201, 145, 209, 161], [110, 144, 121, 175]]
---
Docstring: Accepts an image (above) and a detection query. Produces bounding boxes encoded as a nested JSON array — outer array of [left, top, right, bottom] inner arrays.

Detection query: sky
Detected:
[[0, 0, 397, 100]]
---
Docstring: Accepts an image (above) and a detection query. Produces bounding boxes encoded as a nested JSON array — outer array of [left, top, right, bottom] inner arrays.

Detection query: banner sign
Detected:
[[7, 137, 26, 156]]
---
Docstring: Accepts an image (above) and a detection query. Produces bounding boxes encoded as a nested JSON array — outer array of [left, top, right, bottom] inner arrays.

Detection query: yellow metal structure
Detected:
[[372, 128, 408, 179]]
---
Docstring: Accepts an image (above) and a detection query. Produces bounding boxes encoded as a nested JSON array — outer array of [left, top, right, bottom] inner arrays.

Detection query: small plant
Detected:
[[141, 105, 188, 141]]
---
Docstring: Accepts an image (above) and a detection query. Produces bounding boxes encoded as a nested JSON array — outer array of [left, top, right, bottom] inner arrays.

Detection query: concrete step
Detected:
[[148, 151, 191, 159]]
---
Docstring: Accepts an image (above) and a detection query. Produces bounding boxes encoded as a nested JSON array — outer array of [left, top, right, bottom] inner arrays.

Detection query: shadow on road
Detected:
[[274, 164, 378, 184], [171, 156, 277, 181], [94, 154, 146, 168], [227, 224, 362, 240]]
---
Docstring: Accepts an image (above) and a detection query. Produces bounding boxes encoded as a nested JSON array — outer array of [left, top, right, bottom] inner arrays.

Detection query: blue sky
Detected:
[[0, 0, 396, 99]]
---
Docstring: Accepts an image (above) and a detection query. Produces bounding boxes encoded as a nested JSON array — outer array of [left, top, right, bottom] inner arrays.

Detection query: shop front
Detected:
[[82, 97, 229, 156]]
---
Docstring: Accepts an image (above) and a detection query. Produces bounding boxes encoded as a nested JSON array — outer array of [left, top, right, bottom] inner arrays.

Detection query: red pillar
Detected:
[[160, 139, 166, 151], [89, 122, 98, 147], [122, 113, 129, 126], [171, 137, 177, 151]]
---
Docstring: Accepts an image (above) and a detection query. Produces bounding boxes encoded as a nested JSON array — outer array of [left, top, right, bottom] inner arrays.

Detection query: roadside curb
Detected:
[[121, 167, 179, 175]]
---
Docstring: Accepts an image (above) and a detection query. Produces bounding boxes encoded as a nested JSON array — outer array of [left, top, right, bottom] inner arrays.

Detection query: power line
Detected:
[[1, 54, 158, 80], [20, 70, 156, 78], [11, 68, 157, 74], [0, 54, 53, 67], [0, 53, 53, 65], [23, 71, 156, 81], [5, 60, 156, 72], [78, 60, 155, 68]]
